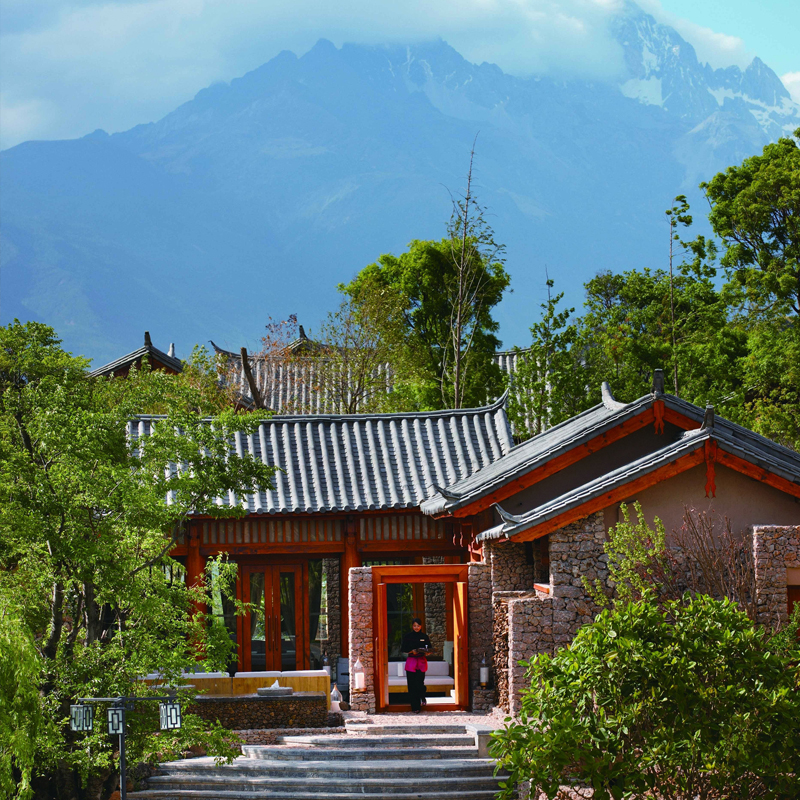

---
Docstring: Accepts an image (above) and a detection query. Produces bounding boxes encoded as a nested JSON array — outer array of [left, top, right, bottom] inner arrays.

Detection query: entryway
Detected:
[[241, 564, 304, 671], [372, 564, 470, 711]]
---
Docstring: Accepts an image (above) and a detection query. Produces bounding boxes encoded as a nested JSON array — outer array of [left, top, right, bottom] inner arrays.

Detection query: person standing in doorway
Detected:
[[402, 618, 432, 713]]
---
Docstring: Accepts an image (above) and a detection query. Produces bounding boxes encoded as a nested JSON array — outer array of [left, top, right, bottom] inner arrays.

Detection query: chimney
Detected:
[[144, 331, 152, 348], [652, 369, 665, 394]]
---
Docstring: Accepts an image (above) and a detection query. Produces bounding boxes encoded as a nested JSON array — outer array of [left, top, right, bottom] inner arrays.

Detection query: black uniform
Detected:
[[401, 629, 432, 712]]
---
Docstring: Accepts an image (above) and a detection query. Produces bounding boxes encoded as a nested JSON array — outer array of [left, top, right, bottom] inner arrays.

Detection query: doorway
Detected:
[[372, 564, 469, 712], [241, 565, 304, 671]]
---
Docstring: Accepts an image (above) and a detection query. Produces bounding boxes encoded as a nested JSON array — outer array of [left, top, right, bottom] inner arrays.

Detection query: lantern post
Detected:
[[71, 695, 183, 800]]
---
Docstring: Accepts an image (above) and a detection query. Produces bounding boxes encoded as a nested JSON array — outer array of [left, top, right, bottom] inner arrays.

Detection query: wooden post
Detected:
[[186, 528, 206, 661], [341, 516, 361, 658]]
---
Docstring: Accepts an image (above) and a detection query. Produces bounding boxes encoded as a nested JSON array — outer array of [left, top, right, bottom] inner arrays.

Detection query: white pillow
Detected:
[[396, 662, 405, 677]]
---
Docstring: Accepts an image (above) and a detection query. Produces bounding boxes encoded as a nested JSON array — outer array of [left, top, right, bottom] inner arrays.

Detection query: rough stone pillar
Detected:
[[508, 594, 553, 718], [321, 558, 341, 670], [752, 525, 800, 629], [348, 566, 375, 713], [488, 540, 534, 591], [468, 562, 493, 711], [549, 512, 607, 648]]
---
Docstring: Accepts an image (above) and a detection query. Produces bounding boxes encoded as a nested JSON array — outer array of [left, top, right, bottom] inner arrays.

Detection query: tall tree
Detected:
[[0, 321, 275, 800], [702, 128, 800, 449], [444, 143, 508, 408]]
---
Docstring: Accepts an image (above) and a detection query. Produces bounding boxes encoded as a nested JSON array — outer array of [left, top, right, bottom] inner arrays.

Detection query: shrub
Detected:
[[490, 595, 800, 800]]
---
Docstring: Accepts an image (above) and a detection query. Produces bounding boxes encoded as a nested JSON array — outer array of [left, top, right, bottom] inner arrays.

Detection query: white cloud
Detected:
[[1, 0, 630, 149], [637, 0, 751, 69], [782, 72, 800, 104]]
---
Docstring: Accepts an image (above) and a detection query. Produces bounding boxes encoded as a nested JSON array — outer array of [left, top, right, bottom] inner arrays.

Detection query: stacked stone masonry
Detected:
[[468, 562, 494, 711], [321, 558, 341, 670], [422, 556, 447, 657], [486, 513, 607, 716], [347, 566, 375, 713], [191, 693, 328, 730], [752, 525, 800, 629]]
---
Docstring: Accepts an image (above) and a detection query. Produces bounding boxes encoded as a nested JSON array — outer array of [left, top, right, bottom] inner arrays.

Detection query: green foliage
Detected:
[[0, 320, 275, 798], [491, 596, 800, 800], [507, 281, 591, 436], [345, 236, 510, 410], [703, 128, 800, 319], [583, 502, 670, 609]]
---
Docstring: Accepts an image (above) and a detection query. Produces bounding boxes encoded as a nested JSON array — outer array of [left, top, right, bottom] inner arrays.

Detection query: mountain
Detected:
[[1, 1, 798, 366]]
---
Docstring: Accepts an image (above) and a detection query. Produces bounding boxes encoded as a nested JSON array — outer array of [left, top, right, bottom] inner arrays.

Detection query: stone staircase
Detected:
[[128, 723, 506, 799]]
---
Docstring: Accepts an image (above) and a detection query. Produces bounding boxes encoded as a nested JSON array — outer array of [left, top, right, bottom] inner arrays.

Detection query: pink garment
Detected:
[[405, 655, 428, 673]]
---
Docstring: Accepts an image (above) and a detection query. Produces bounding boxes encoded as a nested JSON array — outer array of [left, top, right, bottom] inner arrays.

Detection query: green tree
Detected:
[[345, 149, 510, 410], [507, 280, 592, 438], [491, 596, 800, 800], [578, 254, 745, 410], [0, 320, 275, 799], [345, 236, 509, 410], [702, 128, 800, 450]]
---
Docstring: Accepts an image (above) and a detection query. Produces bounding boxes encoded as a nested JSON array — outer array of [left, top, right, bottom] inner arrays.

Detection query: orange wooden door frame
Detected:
[[372, 564, 470, 712]]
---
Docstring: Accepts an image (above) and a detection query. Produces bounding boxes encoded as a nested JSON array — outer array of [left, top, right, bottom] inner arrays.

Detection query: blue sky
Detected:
[[1, 0, 798, 151]]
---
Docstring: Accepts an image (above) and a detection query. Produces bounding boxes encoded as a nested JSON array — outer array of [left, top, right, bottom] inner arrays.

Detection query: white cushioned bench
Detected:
[[387, 661, 454, 693]]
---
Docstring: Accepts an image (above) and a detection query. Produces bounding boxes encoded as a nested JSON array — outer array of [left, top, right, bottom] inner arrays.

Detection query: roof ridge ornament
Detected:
[[493, 503, 525, 526], [701, 404, 715, 430], [144, 331, 152, 348], [652, 369, 665, 395], [601, 381, 626, 411], [430, 483, 461, 501]]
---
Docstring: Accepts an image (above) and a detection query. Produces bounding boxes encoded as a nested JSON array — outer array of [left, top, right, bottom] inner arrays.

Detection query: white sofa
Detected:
[[387, 661, 454, 693]]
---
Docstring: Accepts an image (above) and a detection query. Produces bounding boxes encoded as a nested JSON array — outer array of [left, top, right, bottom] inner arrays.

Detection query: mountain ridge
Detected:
[[1, 2, 798, 366]]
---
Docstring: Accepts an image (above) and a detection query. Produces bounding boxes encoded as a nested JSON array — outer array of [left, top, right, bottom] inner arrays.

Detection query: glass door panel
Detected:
[[249, 571, 267, 671], [242, 564, 305, 671], [279, 571, 297, 671]]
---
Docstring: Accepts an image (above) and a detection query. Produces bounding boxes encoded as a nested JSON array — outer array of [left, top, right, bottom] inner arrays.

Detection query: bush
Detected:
[[490, 596, 800, 800]]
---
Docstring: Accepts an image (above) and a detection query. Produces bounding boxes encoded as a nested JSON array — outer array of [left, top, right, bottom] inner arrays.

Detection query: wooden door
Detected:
[[453, 581, 469, 709], [242, 565, 305, 671]]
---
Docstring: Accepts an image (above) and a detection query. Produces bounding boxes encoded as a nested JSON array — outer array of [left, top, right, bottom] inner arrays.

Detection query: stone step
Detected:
[[143, 772, 503, 794], [156, 756, 497, 779], [241, 745, 479, 760], [277, 733, 476, 747], [344, 723, 468, 735], [128, 790, 503, 800]]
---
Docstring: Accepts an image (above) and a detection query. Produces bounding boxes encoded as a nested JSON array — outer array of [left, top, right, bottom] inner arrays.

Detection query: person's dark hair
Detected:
[[412, 618, 423, 625]]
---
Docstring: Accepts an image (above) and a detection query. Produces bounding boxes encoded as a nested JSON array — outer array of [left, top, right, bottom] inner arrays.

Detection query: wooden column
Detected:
[[186, 529, 207, 662], [340, 516, 361, 658]]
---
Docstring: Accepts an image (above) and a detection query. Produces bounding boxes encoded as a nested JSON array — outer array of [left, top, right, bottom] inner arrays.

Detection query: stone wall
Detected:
[[753, 525, 800, 629], [348, 566, 375, 713], [489, 541, 534, 591], [322, 558, 341, 671], [549, 513, 607, 648], [507, 593, 553, 717], [422, 556, 447, 657], [468, 563, 494, 711], [487, 512, 607, 716], [191, 693, 328, 729]]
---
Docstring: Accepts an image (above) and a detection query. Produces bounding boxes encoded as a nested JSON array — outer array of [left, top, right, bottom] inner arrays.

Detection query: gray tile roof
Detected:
[[477, 408, 800, 542], [212, 340, 525, 415], [91, 333, 183, 377], [423, 389, 800, 518], [128, 396, 514, 515]]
